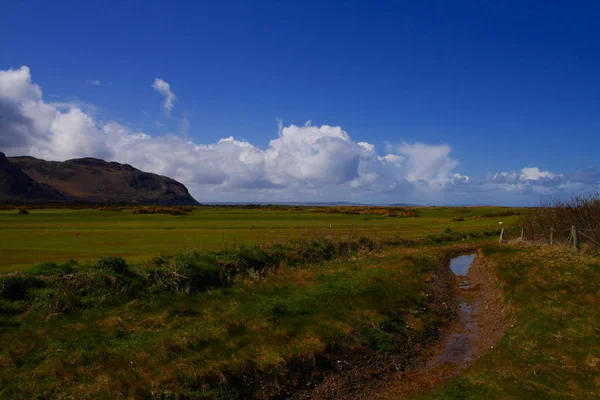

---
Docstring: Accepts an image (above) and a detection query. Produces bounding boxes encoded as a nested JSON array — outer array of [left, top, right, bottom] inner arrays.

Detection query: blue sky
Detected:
[[1, 1, 600, 204]]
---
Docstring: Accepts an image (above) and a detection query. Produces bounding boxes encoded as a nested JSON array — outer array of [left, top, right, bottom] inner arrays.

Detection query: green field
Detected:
[[3, 205, 598, 399], [0, 206, 523, 272]]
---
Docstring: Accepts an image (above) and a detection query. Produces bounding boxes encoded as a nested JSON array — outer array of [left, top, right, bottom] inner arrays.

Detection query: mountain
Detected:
[[1, 153, 198, 204], [0, 152, 68, 202]]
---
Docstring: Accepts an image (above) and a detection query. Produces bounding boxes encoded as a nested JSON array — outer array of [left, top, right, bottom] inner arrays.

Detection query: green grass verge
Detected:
[[0, 235, 471, 398], [420, 245, 600, 399]]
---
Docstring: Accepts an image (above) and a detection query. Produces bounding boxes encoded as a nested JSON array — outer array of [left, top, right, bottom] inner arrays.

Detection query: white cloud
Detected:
[[1, 65, 599, 205], [151, 78, 177, 115], [88, 79, 101, 86], [0, 66, 110, 161], [519, 167, 558, 181]]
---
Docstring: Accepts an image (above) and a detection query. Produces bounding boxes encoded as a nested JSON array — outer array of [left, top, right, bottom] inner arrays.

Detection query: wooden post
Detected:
[[499, 228, 505, 243], [571, 225, 580, 250], [520, 228, 524, 241], [550, 227, 553, 245]]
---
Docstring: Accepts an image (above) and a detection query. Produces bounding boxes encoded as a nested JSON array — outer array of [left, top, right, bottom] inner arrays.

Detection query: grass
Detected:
[[420, 244, 600, 399], [0, 234, 478, 399], [0, 205, 525, 272]]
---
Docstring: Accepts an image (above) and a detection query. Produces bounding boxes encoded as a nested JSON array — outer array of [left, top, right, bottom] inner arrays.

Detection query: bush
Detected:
[[96, 206, 122, 212], [149, 252, 222, 293], [519, 193, 600, 248], [18, 208, 29, 214], [357, 326, 393, 351], [28, 260, 77, 276], [90, 257, 130, 274], [0, 274, 44, 301], [30, 287, 80, 317], [133, 206, 190, 216]]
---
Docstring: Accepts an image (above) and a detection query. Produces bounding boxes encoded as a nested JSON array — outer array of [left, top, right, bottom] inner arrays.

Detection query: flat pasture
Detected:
[[0, 206, 524, 272]]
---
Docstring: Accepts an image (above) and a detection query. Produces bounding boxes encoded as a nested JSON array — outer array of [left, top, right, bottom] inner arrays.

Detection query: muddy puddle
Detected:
[[449, 254, 476, 275], [427, 254, 478, 369]]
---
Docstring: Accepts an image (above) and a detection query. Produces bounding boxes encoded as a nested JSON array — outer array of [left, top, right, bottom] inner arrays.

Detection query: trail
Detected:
[[294, 251, 511, 400], [369, 251, 511, 399]]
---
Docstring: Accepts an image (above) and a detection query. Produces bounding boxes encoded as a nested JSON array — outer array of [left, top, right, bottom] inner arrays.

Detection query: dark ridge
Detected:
[[2, 153, 198, 205], [0, 152, 68, 202]]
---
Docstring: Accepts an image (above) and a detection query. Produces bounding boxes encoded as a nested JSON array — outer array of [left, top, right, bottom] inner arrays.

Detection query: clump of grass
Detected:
[[310, 206, 420, 217], [133, 206, 192, 215], [95, 206, 122, 212], [476, 211, 519, 218]]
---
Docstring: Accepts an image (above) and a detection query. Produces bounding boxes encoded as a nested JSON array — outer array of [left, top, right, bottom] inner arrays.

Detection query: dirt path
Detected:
[[369, 250, 512, 400], [293, 250, 511, 400]]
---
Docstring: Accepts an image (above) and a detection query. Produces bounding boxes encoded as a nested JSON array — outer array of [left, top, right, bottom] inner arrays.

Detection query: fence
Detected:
[[498, 225, 600, 251]]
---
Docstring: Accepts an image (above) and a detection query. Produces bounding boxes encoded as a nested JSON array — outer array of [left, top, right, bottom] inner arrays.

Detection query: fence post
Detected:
[[499, 228, 505, 243], [520, 228, 524, 241], [550, 227, 553, 245], [571, 225, 580, 251]]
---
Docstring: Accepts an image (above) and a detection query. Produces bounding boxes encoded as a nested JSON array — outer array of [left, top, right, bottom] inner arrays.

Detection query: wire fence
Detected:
[[498, 225, 600, 250]]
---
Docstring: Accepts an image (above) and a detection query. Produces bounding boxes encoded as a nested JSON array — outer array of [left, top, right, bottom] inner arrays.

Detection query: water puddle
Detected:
[[427, 254, 479, 369], [449, 254, 475, 275]]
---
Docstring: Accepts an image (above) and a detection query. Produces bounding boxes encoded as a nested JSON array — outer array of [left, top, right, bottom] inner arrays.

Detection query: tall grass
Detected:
[[0, 229, 497, 320]]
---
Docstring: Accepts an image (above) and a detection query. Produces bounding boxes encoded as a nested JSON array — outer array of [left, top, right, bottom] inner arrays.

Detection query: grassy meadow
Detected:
[[0, 229, 491, 398], [3, 203, 598, 398], [0, 205, 524, 272]]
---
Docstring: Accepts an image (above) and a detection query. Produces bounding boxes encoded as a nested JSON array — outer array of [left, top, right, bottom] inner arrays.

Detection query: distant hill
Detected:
[[0, 152, 68, 202], [203, 201, 368, 206], [0, 153, 198, 205]]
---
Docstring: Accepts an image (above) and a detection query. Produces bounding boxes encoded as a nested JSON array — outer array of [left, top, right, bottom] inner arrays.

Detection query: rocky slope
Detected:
[[1, 153, 198, 204], [0, 152, 68, 202]]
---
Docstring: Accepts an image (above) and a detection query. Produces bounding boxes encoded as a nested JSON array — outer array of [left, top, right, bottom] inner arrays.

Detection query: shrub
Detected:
[[90, 257, 130, 274], [96, 206, 122, 212], [0, 274, 44, 301], [28, 260, 77, 276], [150, 252, 222, 293], [30, 287, 80, 318], [450, 216, 465, 222], [519, 193, 600, 248], [18, 208, 29, 214], [357, 326, 393, 351], [133, 206, 190, 216]]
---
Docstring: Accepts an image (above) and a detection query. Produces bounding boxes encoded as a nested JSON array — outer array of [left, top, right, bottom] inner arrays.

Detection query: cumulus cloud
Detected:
[[0, 66, 110, 160], [151, 78, 177, 115], [88, 79, 101, 86], [1, 65, 599, 205]]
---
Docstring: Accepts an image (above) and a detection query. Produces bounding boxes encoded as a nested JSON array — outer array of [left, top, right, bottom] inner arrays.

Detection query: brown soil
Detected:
[[292, 250, 512, 400]]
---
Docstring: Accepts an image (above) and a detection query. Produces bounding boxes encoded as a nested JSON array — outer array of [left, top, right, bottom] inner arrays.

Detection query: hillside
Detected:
[[1, 154, 198, 204], [0, 152, 68, 202]]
